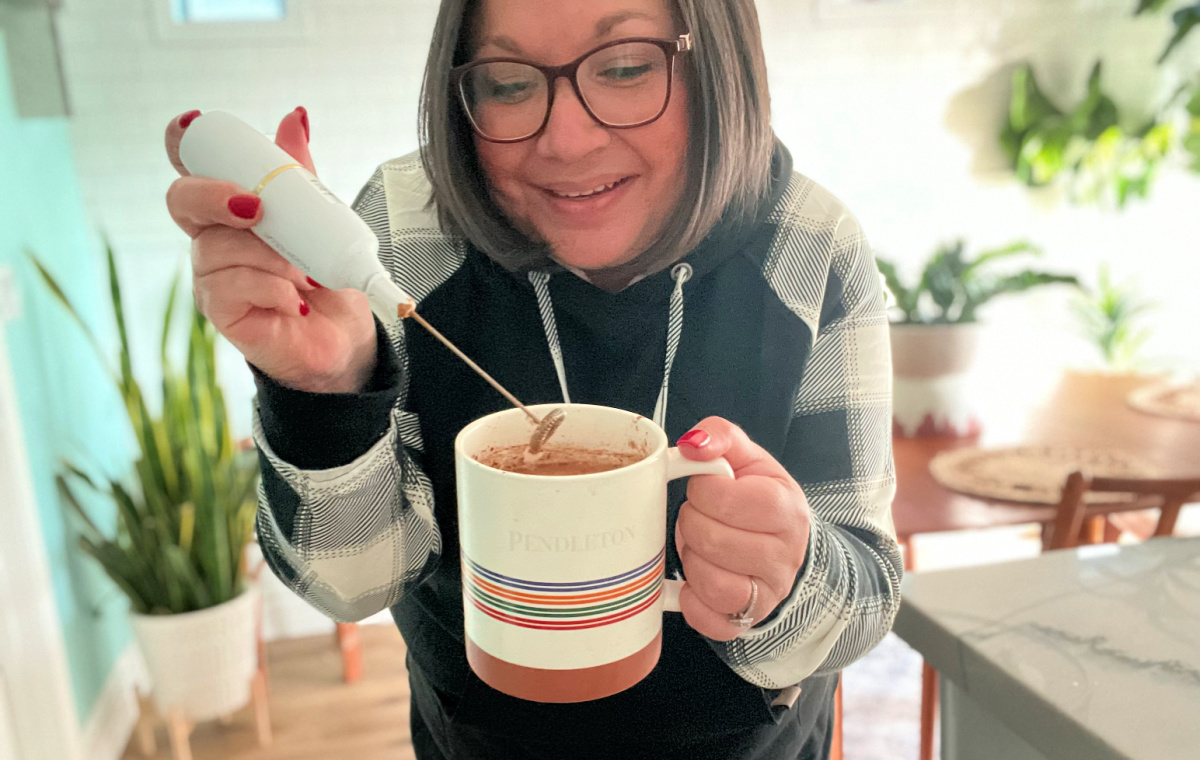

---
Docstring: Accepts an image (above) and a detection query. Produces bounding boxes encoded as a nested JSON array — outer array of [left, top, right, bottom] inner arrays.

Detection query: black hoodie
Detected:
[[252, 143, 900, 759]]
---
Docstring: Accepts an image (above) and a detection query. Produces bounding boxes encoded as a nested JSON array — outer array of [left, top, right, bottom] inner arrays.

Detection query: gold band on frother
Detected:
[[252, 163, 303, 196]]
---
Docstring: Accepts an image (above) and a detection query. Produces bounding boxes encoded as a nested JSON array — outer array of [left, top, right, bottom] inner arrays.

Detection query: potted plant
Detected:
[[877, 240, 1078, 437], [30, 245, 262, 727], [1070, 264, 1157, 375]]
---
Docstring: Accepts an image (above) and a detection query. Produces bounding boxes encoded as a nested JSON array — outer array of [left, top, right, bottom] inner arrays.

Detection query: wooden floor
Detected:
[[117, 511, 1200, 760], [121, 625, 417, 760]]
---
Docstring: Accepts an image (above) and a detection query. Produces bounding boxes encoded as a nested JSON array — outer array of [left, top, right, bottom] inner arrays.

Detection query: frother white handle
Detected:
[[665, 447, 734, 480], [662, 448, 734, 614], [662, 578, 683, 613]]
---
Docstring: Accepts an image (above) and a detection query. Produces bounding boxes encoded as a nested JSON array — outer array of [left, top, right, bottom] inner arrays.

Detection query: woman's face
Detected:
[[471, 0, 689, 273]]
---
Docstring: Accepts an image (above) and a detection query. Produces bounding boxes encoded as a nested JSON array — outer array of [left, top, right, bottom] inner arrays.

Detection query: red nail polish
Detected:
[[178, 110, 201, 129], [306, 276, 324, 288], [677, 430, 710, 448], [295, 106, 309, 141], [299, 300, 310, 317], [228, 195, 261, 219]]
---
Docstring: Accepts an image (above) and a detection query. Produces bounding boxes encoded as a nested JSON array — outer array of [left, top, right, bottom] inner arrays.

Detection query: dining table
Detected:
[[891, 370, 1200, 557]]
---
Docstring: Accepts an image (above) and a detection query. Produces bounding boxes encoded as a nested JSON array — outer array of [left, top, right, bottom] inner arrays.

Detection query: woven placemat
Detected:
[[1128, 379, 1200, 423], [930, 446, 1160, 505]]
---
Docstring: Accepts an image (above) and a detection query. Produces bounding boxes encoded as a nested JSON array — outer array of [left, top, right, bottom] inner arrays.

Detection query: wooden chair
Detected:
[[336, 623, 364, 683], [831, 680, 843, 760], [917, 472, 1200, 760], [1042, 472, 1200, 551]]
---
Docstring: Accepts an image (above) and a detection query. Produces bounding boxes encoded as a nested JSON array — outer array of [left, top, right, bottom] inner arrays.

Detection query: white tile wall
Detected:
[[55, 0, 440, 437], [56, 0, 1200, 427], [53, 0, 1200, 628]]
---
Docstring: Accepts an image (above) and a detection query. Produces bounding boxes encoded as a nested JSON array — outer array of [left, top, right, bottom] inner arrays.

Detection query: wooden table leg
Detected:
[[920, 662, 938, 760]]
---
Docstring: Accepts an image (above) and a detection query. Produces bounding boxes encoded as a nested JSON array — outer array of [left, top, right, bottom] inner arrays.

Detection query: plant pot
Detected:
[[890, 323, 983, 438], [130, 588, 259, 723]]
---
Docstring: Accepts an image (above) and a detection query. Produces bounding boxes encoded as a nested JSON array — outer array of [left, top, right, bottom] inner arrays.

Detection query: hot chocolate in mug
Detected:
[[454, 403, 733, 703]]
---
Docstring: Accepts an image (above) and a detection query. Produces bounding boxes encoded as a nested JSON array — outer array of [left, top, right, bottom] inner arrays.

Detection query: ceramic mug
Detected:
[[454, 403, 733, 703]]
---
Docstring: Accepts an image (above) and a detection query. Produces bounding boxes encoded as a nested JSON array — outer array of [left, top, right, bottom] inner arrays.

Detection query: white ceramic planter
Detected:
[[130, 588, 259, 723], [890, 323, 983, 438]]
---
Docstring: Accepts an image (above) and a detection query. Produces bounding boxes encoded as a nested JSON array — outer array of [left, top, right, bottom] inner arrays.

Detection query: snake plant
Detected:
[[29, 244, 259, 615]]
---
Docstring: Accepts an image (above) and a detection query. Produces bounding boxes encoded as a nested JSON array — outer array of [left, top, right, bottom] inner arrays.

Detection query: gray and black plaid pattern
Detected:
[[255, 156, 898, 688], [719, 174, 900, 689]]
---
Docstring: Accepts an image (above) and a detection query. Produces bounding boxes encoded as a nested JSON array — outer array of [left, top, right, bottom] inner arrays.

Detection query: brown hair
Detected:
[[418, 0, 774, 274]]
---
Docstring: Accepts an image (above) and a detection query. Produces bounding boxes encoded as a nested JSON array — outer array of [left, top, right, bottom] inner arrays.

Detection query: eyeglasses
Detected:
[[451, 33, 694, 143]]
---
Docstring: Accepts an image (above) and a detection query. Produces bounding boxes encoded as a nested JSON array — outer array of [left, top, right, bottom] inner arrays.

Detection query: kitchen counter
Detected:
[[893, 537, 1200, 759]]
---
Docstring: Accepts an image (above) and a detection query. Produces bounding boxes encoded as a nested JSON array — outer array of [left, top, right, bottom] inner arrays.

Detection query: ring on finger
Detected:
[[727, 577, 758, 631]]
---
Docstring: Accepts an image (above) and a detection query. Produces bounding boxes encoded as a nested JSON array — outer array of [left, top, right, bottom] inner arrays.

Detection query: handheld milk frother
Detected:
[[178, 111, 565, 452]]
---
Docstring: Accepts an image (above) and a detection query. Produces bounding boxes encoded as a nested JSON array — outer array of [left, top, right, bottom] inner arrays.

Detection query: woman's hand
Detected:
[[674, 417, 812, 641], [165, 107, 377, 393]]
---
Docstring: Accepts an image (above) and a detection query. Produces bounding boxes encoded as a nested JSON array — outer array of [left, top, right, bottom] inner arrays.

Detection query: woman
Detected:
[[165, 0, 900, 757]]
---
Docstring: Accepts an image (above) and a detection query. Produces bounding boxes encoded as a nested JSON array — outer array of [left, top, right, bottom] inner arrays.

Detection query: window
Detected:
[[171, 0, 287, 24], [151, 0, 307, 42]]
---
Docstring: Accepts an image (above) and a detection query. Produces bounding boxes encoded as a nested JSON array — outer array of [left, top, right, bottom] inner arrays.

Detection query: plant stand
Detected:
[[133, 670, 271, 760]]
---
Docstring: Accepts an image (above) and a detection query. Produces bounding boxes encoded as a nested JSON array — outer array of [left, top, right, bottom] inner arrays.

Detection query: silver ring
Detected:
[[728, 578, 758, 630]]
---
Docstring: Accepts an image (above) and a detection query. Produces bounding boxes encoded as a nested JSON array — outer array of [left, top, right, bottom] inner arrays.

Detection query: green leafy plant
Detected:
[[1184, 86, 1200, 170], [29, 244, 259, 615], [1136, 1, 1200, 64], [1001, 62, 1175, 208], [1071, 264, 1157, 371], [1000, 1, 1200, 206], [877, 240, 1079, 324]]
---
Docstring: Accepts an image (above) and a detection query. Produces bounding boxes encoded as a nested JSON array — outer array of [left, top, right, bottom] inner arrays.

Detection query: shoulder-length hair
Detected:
[[418, 0, 774, 274]]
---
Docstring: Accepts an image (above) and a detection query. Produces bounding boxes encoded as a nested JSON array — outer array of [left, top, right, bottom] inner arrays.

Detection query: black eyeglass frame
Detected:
[[450, 33, 694, 144]]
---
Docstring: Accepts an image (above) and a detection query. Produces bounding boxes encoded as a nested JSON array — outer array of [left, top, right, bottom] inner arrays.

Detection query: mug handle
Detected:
[[662, 448, 735, 613]]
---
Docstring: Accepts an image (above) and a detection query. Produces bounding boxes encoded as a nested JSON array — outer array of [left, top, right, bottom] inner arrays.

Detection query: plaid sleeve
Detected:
[[715, 179, 901, 689], [252, 165, 450, 623]]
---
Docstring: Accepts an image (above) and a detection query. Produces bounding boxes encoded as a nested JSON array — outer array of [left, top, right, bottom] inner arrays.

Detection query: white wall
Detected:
[[55, 0, 1200, 436], [55, 0, 442, 438], [759, 0, 1200, 438]]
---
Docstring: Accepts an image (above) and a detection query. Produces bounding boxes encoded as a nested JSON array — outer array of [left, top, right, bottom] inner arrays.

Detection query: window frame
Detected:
[[148, 0, 311, 43]]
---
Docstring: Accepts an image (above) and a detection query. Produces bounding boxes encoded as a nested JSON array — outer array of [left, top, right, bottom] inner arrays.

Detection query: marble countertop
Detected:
[[893, 537, 1200, 760]]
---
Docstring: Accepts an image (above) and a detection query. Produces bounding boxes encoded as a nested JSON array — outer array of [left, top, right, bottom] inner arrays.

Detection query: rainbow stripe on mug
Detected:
[[464, 549, 665, 631]]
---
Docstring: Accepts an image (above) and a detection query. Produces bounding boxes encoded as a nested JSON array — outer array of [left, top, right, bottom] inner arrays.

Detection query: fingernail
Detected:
[[295, 106, 309, 141], [299, 299, 310, 317], [677, 430, 710, 448], [178, 110, 201, 129], [306, 276, 324, 289], [228, 194, 261, 219]]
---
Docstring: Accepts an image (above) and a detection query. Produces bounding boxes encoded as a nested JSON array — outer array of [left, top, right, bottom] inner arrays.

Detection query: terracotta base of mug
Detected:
[[466, 631, 662, 703]]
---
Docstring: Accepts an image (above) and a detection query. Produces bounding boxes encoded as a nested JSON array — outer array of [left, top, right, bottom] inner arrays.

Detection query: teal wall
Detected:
[[0, 34, 134, 726]]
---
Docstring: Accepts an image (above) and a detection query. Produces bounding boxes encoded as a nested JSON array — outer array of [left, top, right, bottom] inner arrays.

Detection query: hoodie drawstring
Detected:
[[528, 263, 692, 429], [529, 270, 572, 403], [653, 263, 692, 428]]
